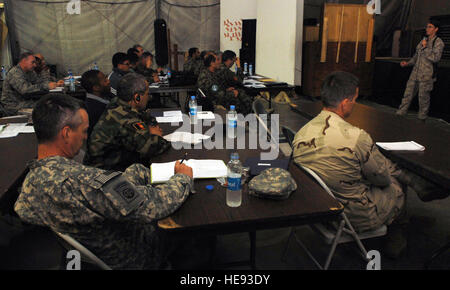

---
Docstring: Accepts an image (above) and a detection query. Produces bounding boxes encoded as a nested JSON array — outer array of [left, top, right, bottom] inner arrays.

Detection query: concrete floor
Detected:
[[0, 94, 448, 270]]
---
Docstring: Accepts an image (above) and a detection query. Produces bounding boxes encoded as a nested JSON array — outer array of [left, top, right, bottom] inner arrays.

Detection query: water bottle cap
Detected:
[[206, 185, 214, 191], [230, 152, 239, 160], [191, 96, 196, 100], [230, 105, 235, 110]]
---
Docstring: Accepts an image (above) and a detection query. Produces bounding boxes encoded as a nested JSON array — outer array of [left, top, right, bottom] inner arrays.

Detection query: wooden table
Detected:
[[154, 109, 343, 268], [0, 117, 37, 209], [290, 101, 450, 189]]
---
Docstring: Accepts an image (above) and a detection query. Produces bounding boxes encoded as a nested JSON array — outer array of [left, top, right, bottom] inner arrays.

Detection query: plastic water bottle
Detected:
[[244, 62, 248, 75], [249, 64, 253, 76], [189, 95, 197, 124], [226, 152, 242, 207], [93, 62, 99, 70], [227, 105, 237, 139], [1, 66, 6, 80], [68, 70, 75, 92], [167, 68, 172, 79]]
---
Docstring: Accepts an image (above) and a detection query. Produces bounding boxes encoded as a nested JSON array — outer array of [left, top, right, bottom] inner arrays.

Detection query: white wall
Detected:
[[256, 0, 304, 85], [220, 0, 257, 53]]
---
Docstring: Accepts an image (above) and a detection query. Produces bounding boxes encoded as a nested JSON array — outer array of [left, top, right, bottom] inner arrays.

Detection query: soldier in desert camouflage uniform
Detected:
[[397, 19, 445, 120], [293, 72, 450, 258], [0, 52, 63, 116], [197, 54, 252, 114], [14, 94, 193, 269], [84, 73, 170, 171]]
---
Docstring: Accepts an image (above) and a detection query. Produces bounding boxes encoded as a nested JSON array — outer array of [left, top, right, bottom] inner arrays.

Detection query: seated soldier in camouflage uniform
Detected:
[[293, 72, 449, 258], [14, 94, 194, 269], [0, 52, 64, 116], [197, 54, 252, 115], [183, 47, 204, 78], [135, 51, 160, 84], [216, 50, 245, 87], [108, 52, 130, 95], [84, 73, 170, 171]]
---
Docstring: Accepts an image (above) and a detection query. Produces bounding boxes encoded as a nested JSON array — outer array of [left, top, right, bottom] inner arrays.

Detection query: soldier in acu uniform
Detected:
[[84, 73, 170, 171], [197, 54, 252, 114], [14, 94, 194, 269], [293, 72, 449, 258], [216, 50, 245, 87], [397, 19, 445, 120], [0, 52, 63, 116]]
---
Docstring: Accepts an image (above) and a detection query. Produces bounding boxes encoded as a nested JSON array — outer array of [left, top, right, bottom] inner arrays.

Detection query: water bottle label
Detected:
[[228, 177, 241, 191], [190, 107, 197, 116], [228, 119, 237, 128]]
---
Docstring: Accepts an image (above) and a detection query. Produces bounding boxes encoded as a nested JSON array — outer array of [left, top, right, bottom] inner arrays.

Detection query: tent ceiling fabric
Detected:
[[159, 0, 220, 52], [8, 0, 220, 75], [9, 0, 156, 75]]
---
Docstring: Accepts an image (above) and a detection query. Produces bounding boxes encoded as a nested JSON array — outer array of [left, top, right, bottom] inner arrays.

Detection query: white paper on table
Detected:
[[163, 110, 183, 117], [376, 141, 425, 151], [155, 115, 183, 123], [248, 75, 264, 79], [150, 159, 227, 183], [19, 126, 35, 134], [197, 111, 215, 120], [163, 131, 211, 144], [0, 123, 27, 138], [49, 87, 64, 92], [149, 83, 160, 88]]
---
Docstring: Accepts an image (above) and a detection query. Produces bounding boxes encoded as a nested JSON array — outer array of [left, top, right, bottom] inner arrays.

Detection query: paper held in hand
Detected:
[[376, 141, 425, 151], [150, 159, 227, 183]]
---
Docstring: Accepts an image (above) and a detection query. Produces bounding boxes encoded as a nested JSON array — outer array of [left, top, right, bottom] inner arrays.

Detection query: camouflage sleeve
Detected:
[[407, 44, 420, 66], [123, 120, 170, 159], [355, 130, 392, 187], [122, 164, 191, 221], [8, 74, 48, 97], [422, 38, 445, 63], [235, 67, 245, 83]]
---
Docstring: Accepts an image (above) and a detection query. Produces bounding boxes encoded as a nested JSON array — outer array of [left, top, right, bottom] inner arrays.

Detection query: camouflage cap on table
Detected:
[[248, 168, 297, 200]]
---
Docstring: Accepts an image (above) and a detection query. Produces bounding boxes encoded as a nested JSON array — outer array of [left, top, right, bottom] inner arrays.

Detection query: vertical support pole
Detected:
[[366, 16, 374, 62], [167, 28, 172, 68], [320, 17, 328, 63], [355, 7, 361, 63], [336, 5, 345, 63], [173, 43, 178, 71]]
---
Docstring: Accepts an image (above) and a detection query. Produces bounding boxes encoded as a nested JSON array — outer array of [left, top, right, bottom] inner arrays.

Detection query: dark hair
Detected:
[[204, 54, 216, 68], [117, 73, 147, 102], [112, 52, 129, 68], [321, 71, 359, 108], [222, 50, 236, 63], [80, 70, 101, 94], [127, 51, 139, 65], [200, 50, 208, 59], [132, 44, 143, 50], [188, 47, 199, 58], [429, 18, 441, 30], [141, 51, 153, 59], [19, 52, 35, 62], [32, 94, 86, 144]]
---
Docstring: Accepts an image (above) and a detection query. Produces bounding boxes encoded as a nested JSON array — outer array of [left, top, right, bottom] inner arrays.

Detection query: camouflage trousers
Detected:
[[217, 90, 253, 115], [397, 79, 434, 120]]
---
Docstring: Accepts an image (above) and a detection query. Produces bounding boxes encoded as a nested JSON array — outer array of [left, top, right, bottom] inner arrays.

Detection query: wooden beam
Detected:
[[355, 7, 361, 63], [336, 5, 345, 63], [320, 17, 328, 63], [366, 16, 374, 62]]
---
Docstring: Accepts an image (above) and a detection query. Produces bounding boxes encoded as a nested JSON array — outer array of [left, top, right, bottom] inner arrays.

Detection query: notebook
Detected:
[[150, 159, 227, 183], [376, 141, 425, 151]]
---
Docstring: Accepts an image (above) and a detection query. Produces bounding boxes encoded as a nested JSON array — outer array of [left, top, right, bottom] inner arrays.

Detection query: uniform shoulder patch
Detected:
[[132, 122, 146, 131]]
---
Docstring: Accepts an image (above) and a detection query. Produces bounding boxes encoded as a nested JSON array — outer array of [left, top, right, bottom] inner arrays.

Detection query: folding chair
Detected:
[[54, 231, 112, 270], [282, 164, 387, 269], [280, 124, 387, 269]]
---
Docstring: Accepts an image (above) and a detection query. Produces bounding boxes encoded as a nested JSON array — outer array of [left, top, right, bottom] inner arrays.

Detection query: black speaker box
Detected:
[[240, 19, 257, 68], [154, 19, 169, 67]]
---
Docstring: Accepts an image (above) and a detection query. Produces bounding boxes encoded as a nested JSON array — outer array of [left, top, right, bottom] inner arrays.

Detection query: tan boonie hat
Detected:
[[248, 168, 297, 200]]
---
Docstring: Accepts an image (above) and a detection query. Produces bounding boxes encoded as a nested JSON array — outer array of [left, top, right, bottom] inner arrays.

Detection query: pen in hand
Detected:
[[180, 152, 188, 164]]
